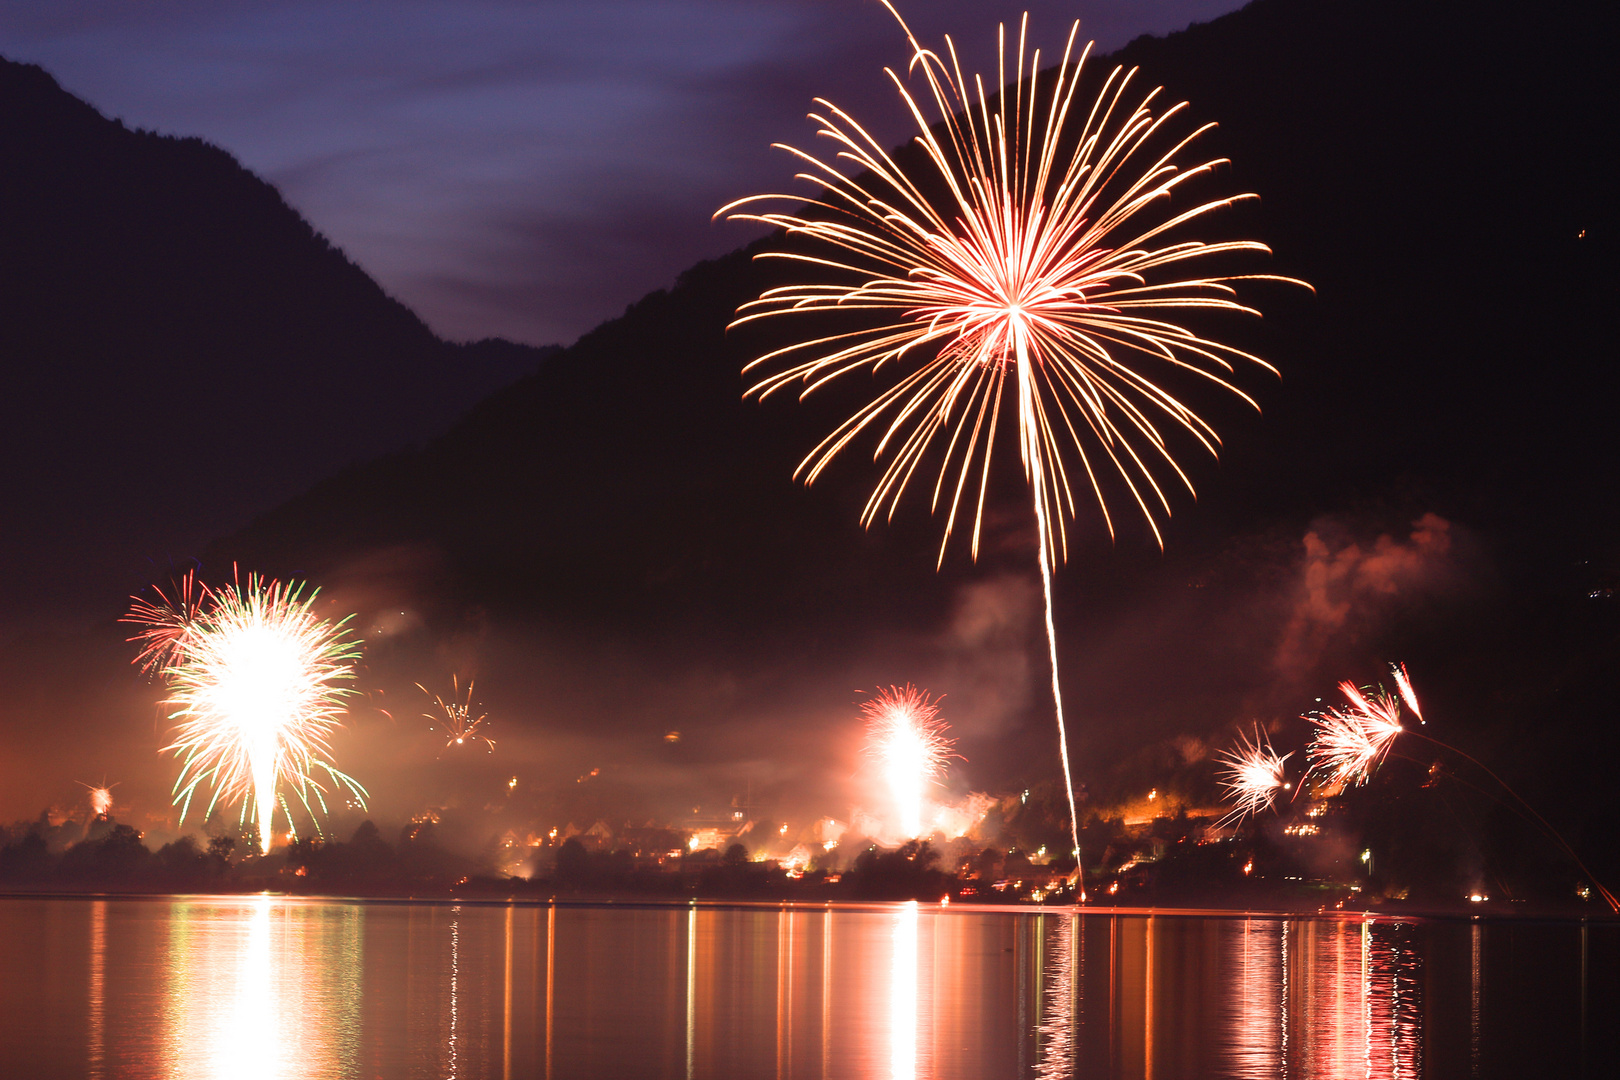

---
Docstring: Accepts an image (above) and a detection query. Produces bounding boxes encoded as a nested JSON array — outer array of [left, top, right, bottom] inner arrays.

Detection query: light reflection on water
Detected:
[[0, 896, 1611, 1079]]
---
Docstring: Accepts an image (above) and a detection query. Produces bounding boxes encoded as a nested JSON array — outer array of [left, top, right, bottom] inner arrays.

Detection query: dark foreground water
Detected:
[[0, 896, 1613, 1079]]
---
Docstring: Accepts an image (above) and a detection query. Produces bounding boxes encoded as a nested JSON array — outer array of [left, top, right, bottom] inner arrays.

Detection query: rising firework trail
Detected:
[[861, 685, 956, 838], [125, 573, 367, 854], [1215, 724, 1291, 825], [720, 2, 1305, 868], [419, 677, 495, 756]]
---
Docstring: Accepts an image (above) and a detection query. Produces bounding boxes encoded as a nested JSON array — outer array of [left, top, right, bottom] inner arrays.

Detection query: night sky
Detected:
[[0, 0, 1244, 345]]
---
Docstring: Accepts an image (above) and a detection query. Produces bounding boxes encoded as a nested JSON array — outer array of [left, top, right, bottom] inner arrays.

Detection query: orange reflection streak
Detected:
[[891, 902, 919, 1080], [504, 905, 513, 1080], [686, 906, 697, 1080], [545, 904, 556, 1080], [776, 909, 794, 1080], [1221, 918, 1284, 1077], [821, 908, 832, 1080], [1470, 922, 1482, 1077], [1144, 916, 1155, 1080], [87, 899, 106, 1080]]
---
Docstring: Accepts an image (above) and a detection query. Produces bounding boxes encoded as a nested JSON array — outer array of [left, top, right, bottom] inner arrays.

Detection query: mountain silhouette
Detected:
[[1, 0, 1616, 880], [207, 0, 1615, 631], [0, 58, 554, 624]]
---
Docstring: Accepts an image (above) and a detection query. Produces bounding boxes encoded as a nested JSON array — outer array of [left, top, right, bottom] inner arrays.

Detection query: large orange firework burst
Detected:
[[125, 573, 367, 853], [861, 684, 956, 838], [721, 2, 1305, 864]]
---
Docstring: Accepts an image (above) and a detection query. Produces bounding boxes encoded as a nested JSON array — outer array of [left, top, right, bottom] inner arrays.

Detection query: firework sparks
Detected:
[[123, 570, 205, 676], [125, 573, 367, 854], [862, 685, 956, 838], [79, 780, 118, 818], [1216, 725, 1291, 825], [419, 677, 495, 755], [721, 2, 1305, 866], [1304, 678, 1406, 790]]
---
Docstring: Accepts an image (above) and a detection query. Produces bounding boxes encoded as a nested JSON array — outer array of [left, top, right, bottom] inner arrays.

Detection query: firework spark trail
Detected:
[[1215, 724, 1291, 825], [126, 573, 367, 854], [861, 685, 956, 838], [721, 2, 1305, 873], [419, 677, 495, 755]]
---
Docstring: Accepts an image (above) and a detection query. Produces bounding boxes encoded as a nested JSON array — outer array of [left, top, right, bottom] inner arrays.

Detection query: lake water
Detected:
[[0, 895, 1612, 1078]]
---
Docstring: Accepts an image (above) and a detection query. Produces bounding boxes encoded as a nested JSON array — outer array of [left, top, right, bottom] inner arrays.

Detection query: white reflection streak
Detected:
[[205, 896, 278, 1080], [891, 902, 918, 1080], [1035, 913, 1076, 1079], [1279, 920, 1289, 1073], [448, 906, 461, 1080]]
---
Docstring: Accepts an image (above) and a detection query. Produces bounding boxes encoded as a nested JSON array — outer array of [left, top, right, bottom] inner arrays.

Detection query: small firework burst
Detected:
[[419, 677, 494, 755], [126, 572, 366, 854], [1304, 675, 1407, 790], [122, 570, 206, 676], [861, 684, 956, 838], [79, 780, 118, 818], [1215, 725, 1291, 825]]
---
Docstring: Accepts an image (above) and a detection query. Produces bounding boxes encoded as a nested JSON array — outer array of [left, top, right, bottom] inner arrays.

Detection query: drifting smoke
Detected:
[[933, 574, 1037, 739], [1273, 513, 1461, 682]]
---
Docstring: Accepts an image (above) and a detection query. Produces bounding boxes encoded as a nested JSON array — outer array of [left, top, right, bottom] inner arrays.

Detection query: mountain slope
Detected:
[[0, 58, 552, 622]]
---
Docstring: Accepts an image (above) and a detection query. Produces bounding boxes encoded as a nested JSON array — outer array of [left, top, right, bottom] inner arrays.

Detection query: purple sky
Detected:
[[0, 0, 1245, 346]]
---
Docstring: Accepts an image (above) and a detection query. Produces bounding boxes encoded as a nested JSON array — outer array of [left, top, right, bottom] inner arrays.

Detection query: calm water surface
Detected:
[[0, 895, 1613, 1079]]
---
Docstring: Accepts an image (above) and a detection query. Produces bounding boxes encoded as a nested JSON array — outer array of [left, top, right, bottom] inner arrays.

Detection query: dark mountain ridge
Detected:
[[215, 0, 1617, 624], [0, 57, 554, 623], [2, 0, 1616, 894]]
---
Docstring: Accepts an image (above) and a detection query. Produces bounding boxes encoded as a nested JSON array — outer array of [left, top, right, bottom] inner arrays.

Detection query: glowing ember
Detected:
[[1215, 725, 1291, 825], [721, 1, 1306, 865], [125, 573, 367, 854], [862, 685, 956, 838], [419, 677, 494, 755]]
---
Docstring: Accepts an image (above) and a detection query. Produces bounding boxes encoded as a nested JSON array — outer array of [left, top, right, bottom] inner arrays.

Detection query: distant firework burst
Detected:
[[861, 685, 956, 838], [1215, 725, 1291, 825], [79, 780, 117, 818], [125, 570, 205, 676], [1304, 677, 1406, 790], [419, 677, 495, 755], [721, 1, 1306, 865], [125, 573, 367, 854]]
